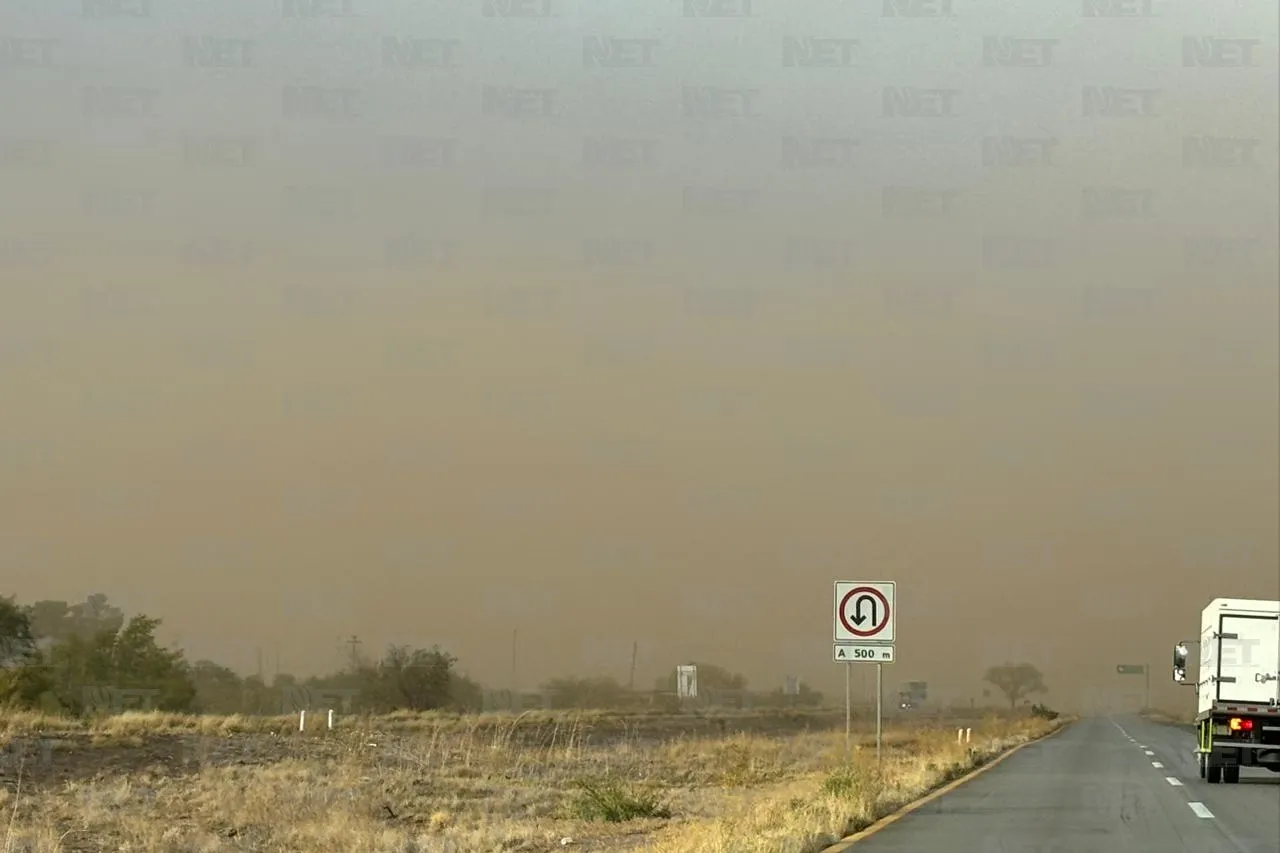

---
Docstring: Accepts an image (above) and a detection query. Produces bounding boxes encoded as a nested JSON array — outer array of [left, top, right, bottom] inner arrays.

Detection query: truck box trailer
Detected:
[[1173, 597, 1280, 783]]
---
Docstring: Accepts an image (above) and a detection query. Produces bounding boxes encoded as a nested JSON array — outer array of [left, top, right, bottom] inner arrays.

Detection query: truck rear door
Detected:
[[1217, 613, 1280, 705]]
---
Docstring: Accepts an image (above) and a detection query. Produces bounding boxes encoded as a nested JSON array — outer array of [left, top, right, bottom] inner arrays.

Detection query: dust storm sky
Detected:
[[1, 0, 1277, 714]]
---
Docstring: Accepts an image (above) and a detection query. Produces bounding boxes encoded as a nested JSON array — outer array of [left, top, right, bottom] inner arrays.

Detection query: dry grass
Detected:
[[1, 709, 1067, 853]]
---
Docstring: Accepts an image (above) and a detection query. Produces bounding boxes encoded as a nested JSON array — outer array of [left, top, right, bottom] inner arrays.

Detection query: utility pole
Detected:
[[345, 635, 362, 671], [628, 640, 638, 692]]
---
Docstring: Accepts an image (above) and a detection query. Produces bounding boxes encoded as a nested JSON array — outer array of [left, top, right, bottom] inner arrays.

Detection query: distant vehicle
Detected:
[[1173, 597, 1280, 783]]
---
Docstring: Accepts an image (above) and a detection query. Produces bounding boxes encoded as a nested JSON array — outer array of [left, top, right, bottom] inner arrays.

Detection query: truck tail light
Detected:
[[1228, 717, 1254, 732]]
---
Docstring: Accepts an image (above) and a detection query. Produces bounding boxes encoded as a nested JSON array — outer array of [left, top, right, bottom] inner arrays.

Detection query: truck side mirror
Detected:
[[1172, 643, 1188, 683]]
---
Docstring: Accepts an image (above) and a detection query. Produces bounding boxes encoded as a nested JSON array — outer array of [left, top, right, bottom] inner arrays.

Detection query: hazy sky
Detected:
[[2, 0, 1277, 714]]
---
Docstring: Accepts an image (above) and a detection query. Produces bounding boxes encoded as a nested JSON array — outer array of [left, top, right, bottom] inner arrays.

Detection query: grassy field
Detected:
[[1, 708, 1066, 853]]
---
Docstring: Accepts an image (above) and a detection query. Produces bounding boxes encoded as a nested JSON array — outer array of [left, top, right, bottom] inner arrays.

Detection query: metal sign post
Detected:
[[844, 661, 852, 761], [876, 663, 883, 769], [1116, 663, 1150, 711]]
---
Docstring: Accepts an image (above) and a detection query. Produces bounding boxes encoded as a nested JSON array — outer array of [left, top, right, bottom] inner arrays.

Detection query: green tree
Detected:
[[982, 662, 1048, 712], [448, 671, 484, 712], [25, 594, 124, 644], [1, 594, 37, 666], [44, 614, 196, 713], [348, 644, 458, 712], [0, 594, 51, 708], [190, 659, 245, 714]]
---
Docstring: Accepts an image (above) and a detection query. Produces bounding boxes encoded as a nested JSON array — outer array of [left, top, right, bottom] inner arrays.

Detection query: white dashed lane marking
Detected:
[[1111, 720, 1205, 817], [1188, 802, 1215, 819]]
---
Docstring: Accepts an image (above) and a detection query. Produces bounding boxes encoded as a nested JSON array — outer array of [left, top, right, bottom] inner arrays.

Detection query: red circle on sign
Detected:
[[839, 587, 890, 637]]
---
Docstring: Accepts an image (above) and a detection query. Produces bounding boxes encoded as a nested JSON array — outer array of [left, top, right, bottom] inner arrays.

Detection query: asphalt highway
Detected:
[[841, 715, 1279, 852]]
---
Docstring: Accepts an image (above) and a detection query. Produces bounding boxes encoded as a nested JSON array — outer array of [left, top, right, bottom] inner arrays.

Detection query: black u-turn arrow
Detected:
[[851, 594, 878, 627]]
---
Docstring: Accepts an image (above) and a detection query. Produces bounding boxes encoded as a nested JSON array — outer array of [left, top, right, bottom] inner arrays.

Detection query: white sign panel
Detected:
[[676, 665, 697, 699], [834, 581, 896, 643], [834, 643, 895, 663]]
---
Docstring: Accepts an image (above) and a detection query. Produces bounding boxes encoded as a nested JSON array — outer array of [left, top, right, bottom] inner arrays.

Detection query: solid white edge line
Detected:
[[1188, 802, 1215, 819], [1166, 777, 1183, 786]]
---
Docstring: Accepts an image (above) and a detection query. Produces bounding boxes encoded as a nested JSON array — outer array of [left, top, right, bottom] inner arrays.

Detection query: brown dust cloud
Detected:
[[1, 1, 1277, 715]]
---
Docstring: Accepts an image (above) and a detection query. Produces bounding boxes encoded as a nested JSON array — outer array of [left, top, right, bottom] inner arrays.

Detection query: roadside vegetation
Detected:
[[1, 708, 1065, 853], [3, 591, 1066, 851]]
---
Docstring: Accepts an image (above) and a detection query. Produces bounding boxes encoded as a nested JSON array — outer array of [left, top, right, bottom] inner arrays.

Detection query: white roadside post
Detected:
[[299, 710, 306, 732], [834, 581, 897, 769], [328, 709, 335, 730]]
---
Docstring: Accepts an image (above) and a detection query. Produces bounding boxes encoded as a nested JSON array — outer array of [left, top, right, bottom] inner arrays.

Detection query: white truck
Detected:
[[1172, 597, 1280, 783]]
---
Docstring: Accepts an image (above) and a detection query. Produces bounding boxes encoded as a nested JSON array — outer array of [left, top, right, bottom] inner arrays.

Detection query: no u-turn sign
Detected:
[[834, 581, 895, 643]]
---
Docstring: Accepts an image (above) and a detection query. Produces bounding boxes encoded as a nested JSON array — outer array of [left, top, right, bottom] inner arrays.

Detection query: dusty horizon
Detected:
[[2, 0, 1277, 716]]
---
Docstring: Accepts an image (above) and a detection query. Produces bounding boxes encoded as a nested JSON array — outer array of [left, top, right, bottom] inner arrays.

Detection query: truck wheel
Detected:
[[1224, 766, 1240, 784], [1206, 763, 1222, 783], [1198, 754, 1206, 778]]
